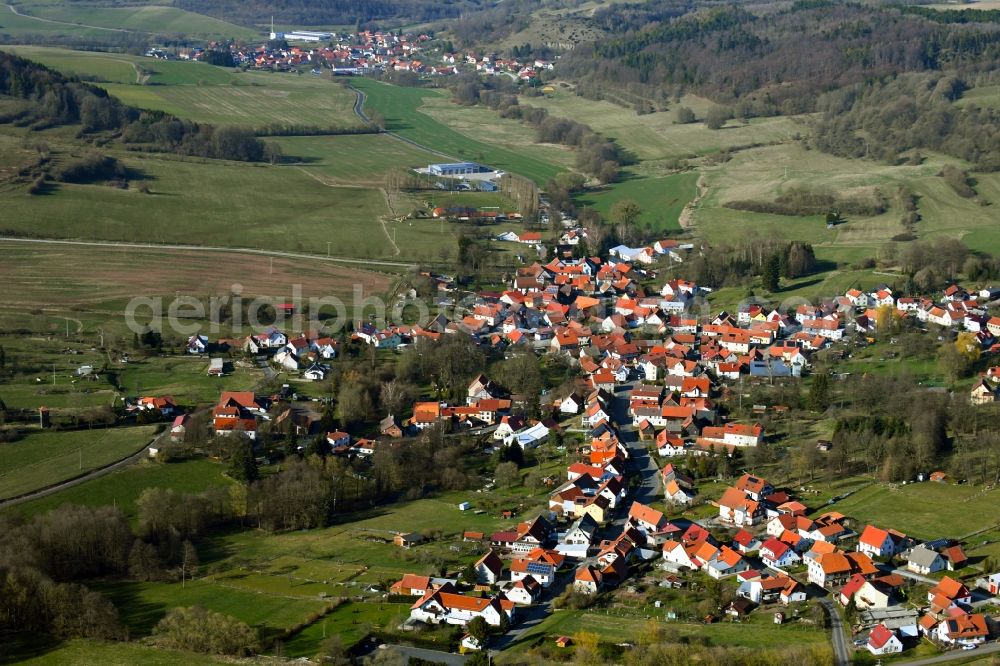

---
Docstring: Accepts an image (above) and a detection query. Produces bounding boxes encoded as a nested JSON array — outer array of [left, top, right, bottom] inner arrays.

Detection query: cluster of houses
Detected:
[[146, 29, 556, 79], [443, 51, 555, 81], [845, 525, 993, 655]]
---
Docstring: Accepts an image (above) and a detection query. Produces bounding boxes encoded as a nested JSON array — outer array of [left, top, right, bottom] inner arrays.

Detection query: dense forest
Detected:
[[560, 1, 1000, 113], [814, 72, 1000, 170], [0, 52, 271, 162], [172, 0, 486, 27]]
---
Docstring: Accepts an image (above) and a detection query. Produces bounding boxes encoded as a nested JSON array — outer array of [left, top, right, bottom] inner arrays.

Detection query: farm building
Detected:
[[274, 30, 333, 42], [429, 162, 493, 177]]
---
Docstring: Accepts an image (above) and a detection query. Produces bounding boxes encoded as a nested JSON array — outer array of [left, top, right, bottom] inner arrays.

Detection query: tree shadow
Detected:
[[0, 632, 65, 664], [91, 581, 168, 637]]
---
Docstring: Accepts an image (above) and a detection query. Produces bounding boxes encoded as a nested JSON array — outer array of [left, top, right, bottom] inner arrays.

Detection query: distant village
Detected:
[[145, 28, 555, 79]]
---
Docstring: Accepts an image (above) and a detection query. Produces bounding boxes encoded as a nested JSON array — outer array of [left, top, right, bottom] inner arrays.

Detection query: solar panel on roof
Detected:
[[527, 562, 552, 575]]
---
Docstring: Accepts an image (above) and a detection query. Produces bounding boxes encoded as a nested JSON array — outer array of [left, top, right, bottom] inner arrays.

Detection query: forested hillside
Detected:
[[560, 1, 1000, 113], [172, 0, 487, 26]]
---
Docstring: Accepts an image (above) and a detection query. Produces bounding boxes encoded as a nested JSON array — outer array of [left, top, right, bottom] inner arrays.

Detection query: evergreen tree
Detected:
[[808, 373, 831, 412], [762, 253, 781, 292], [228, 441, 259, 483]]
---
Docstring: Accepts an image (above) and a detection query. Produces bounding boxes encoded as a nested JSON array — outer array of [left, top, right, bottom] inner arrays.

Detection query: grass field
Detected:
[[501, 605, 829, 658], [822, 481, 1000, 540], [353, 78, 565, 184], [275, 133, 441, 186], [2, 634, 231, 666], [1, 47, 139, 83], [0, 109, 476, 261], [2, 1, 257, 40], [103, 72, 363, 129], [283, 601, 409, 657], [417, 93, 576, 171], [95, 578, 330, 641], [694, 143, 1000, 257], [6, 458, 233, 520], [0, 243, 392, 310], [2, 47, 363, 129], [2, 46, 241, 86], [0, 425, 158, 500], [527, 88, 807, 165], [576, 171, 699, 233]]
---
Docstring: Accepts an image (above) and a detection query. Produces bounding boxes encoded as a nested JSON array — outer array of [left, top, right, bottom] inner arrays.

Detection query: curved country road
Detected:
[[347, 82, 457, 160], [0, 436, 156, 509], [0, 237, 417, 270]]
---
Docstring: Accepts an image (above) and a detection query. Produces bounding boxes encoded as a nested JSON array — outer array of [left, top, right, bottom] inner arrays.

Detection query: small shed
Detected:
[[458, 501, 472, 511], [555, 636, 572, 648], [394, 533, 424, 549]]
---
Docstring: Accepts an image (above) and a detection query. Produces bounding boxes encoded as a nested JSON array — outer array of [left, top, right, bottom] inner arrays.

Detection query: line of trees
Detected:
[[724, 186, 887, 218], [676, 236, 818, 287]]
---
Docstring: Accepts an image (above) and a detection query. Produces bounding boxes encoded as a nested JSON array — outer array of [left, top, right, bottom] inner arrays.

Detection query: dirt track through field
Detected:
[[5, 2, 142, 33]]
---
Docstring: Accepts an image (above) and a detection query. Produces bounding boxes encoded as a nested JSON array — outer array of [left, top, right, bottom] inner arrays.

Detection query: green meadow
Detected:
[[576, 171, 699, 234], [1, 1, 256, 40], [7, 458, 233, 520], [0, 425, 158, 500], [353, 78, 565, 184]]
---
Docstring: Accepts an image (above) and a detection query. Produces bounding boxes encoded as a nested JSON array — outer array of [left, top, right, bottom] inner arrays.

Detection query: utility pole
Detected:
[[327, 241, 331, 257]]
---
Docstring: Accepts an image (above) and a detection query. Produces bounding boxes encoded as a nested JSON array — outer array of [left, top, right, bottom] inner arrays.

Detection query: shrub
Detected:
[[152, 606, 259, 656]]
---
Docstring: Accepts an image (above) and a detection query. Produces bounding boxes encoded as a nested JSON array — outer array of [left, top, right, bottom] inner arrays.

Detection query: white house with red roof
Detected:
[[505, 576, 541, 605], [410, 588, 507, 627], [936, 613, 989, 646], [760, 537, 801, 569], [867, 623, 903, 655], [857, 525, 903, 558], [732, 529, 761, 554]]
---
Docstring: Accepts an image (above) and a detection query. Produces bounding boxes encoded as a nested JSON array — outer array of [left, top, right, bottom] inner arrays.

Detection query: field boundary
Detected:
[[0, 237, 418, 270]]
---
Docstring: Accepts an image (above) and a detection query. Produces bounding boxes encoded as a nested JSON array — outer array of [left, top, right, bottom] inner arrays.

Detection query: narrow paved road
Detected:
[[819, 599, 851, 666], [612, 382, 660, 509], [0, 237, 417, 270], [0, 433, 159, 508], [347, 81, 457, 161], [488, 571, 572, 654]]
